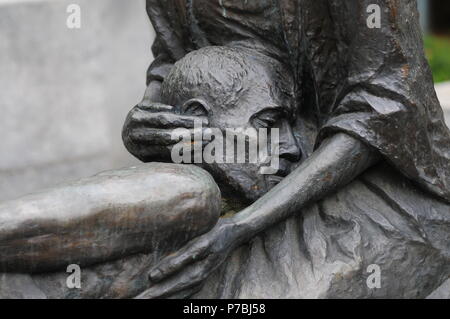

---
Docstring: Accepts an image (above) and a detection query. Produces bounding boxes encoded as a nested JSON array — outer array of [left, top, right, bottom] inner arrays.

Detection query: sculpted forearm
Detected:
[[230, 133, 380, 245]]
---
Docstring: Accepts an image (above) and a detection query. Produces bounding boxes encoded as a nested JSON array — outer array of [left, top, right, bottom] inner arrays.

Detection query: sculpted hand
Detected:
[[122, 102, 208, 163], [136, 220, 238, 299], [122, 92, 208, 163]]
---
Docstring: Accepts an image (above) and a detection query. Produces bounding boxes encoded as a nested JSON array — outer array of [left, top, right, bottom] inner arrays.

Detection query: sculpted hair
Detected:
[[161, 46, 295, 113]]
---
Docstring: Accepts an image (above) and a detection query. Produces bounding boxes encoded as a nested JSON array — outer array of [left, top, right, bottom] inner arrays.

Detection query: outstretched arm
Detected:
[[138, 133, 379, 298]]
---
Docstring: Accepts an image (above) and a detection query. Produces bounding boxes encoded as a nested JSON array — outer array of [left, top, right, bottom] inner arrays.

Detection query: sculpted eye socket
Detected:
[[182, 99, 209, 116], [252, 117, 276, 129], [251, 108, 284, 129]]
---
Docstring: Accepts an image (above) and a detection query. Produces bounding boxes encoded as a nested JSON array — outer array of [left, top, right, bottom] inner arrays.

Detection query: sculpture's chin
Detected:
[[199, 158, 296, 203], [198, 163, 273, 203]]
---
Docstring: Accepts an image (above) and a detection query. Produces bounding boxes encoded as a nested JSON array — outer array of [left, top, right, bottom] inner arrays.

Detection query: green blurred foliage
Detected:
[[424, 35, 450, 83]]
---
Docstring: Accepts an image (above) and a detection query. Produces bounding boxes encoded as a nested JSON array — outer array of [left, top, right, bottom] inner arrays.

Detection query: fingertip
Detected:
[[149, 268, 163, 282]]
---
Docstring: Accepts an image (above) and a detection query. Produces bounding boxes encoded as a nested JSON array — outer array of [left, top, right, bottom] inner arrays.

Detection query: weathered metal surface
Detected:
[[1, 0, 449, 299], [0, 163, 221, 273]]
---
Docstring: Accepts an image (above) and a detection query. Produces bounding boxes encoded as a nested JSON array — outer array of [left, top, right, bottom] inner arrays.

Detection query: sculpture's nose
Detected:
[[278, 120, 301, 162]]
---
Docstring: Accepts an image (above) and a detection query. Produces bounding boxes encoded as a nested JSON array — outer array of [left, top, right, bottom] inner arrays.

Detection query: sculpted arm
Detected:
[[139, 133, 379, 298], [228, 133, 379, 245]]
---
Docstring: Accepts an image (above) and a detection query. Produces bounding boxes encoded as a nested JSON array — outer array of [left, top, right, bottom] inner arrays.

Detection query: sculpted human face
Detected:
[[166, 71, 301, 202]]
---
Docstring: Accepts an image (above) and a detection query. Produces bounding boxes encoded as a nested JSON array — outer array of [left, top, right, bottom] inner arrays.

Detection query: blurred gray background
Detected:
[[0, 0, 448, 202], [0, 0, 153, 201]]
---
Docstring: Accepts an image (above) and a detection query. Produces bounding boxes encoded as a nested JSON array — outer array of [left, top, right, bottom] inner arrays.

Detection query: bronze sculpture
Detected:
[[0, 0, 449, 299], [125, 0, 450, 298]]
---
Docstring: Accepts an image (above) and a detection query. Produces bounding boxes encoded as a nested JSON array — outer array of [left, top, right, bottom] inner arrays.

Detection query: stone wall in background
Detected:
[[0, 0, 153, 201]]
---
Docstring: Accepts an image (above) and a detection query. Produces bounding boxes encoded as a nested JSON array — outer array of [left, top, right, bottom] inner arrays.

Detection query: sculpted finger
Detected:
[[128, 128, 181, 146], [128, 127, 209, 147], [149, 240, 211, 282], [137, 102, 174, 113], [137, 260, 213, 299], [130, 109, 208, 128]]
